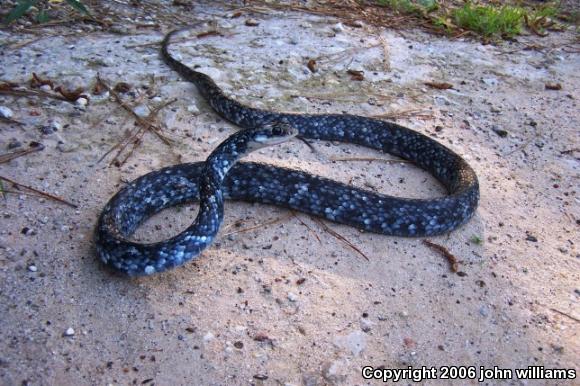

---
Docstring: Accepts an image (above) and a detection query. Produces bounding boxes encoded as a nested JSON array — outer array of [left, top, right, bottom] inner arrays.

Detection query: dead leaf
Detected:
[[545, 83, 562, 90], [113, 82, 131, 93], [92, 80, 107, 95], [54, 86, 87, 101], [0, 82, 18, 91], [30, 73, 53, 89], [307, 59, 317, 73], [197, 30, 222, 39], [347, 69, 364, 81], [403, 337, 416, 348], [253, 333, 271, 342], [424, 81, 453, 90], [423, 240, 460, 273]]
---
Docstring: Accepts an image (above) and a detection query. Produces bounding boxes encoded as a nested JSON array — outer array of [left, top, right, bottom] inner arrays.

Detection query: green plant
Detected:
[[3, 0, 90, 25], [452, 3, 525, 38], [377, 0, 438, 16], [470, 235, 483, 245]]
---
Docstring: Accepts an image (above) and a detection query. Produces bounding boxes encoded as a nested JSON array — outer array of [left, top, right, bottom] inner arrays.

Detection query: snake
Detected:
[[95, 28, 480, 277]]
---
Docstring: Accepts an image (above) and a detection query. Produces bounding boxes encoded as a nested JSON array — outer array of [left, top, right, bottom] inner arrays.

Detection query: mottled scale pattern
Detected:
[[95, 29, 480, 276]]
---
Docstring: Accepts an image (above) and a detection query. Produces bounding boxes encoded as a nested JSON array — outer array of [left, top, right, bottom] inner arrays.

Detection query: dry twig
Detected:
[[0, 142, 44, 164], [330, 156, 411, 164], [311, 217, 369, 261], [223, 213, 294, 236], [0, 175, 77, 208], [423, 240, 459, 273]]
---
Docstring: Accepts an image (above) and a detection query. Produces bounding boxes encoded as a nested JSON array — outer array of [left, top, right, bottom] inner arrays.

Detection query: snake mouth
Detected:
[[257, 135, 297, 146]]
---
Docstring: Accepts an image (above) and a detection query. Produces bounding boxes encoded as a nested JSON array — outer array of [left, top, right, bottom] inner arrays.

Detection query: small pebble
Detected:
[[360, 318, 372, 332], [133, 105, 149, 117], [287, 292, 298, 302], [21, 227, 36, 236], [28, 265, 37, 272], [203, 331, 215, 342], [492, 126, 508, 137], [7, 139, 22, 149], [57, 141, 77, 153], [332, 23, 345, 32], [481, 77, 498, 86], [526, 234, 538, 242], [479, 305, 489, 317], [75, 96, 88, 107], [38, 120, 61, 135], [187, 103, 200, 114], [64, 327, 75, 336], [0, 106, 14, 119]]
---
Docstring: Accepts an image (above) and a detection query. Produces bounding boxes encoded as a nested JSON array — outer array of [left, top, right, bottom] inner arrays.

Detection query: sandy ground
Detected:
[[0, 2, 578, 385]]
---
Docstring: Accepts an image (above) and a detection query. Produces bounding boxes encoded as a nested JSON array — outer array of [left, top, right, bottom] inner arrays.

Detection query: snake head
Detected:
[[251, 122, 299, 147]]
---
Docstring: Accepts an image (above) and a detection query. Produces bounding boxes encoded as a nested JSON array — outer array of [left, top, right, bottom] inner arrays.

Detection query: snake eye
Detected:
[[271, 125, 283, 136]]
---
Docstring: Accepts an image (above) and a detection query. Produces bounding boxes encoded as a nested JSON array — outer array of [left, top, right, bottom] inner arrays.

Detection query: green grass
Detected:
[[377, 0, 438, 16], [452, 3, 525, 38], [376, 1, 568, 39], [3, 0, 89, 25], [470, 235, 483, 245]]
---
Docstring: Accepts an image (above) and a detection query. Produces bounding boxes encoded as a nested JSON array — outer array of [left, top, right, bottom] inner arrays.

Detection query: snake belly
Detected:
[[94, 28, 480, 276]]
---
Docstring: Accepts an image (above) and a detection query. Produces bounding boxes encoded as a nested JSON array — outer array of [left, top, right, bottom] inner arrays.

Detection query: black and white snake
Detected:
[[95, 28, 479, 276]]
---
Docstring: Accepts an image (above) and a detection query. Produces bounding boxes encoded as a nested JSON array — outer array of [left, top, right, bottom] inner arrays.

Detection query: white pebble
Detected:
[[75, 96, 88, 107], [133, 104, 149, 117], [287, 292, 298, 302], [0, 106, 14, 119], [332, 23, 345, 32], [28, 265, 37, 272], [203, 331, 215, 342], [64, 327, 75, 336], [187, 103, 200, 114]]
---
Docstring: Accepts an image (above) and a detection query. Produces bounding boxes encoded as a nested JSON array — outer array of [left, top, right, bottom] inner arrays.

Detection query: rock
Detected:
[[526, 234, 538, 242], [28, 265, 37, 272], [333, 330, 366, 356], [360, 318, 373, 332], [332, 23, 345, 33], [287, 292, 298, 302], [187, 103, 200, 114], [218, 20, 233, 29], [322, 359, 347, 384], [479, 305, 489, 317], [491, 126, 508, 137], [203, 331, 215, 342], [75, 96, 88, 107], [38, 120, 61, 135], [0, 106, 14, 119], [434, 95, 453, 106], [481, 77, 499, 86], [21, 227, 36, 236], [57, 141, 77, 153], [64, 327, 75, 336], [133, 104, 149, 117], [302, 372, 321, 386], [7, 139, 22, 149]]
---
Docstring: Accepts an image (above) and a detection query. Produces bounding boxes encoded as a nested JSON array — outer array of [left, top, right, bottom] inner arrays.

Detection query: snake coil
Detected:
[[95, 29, 479, 276]]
